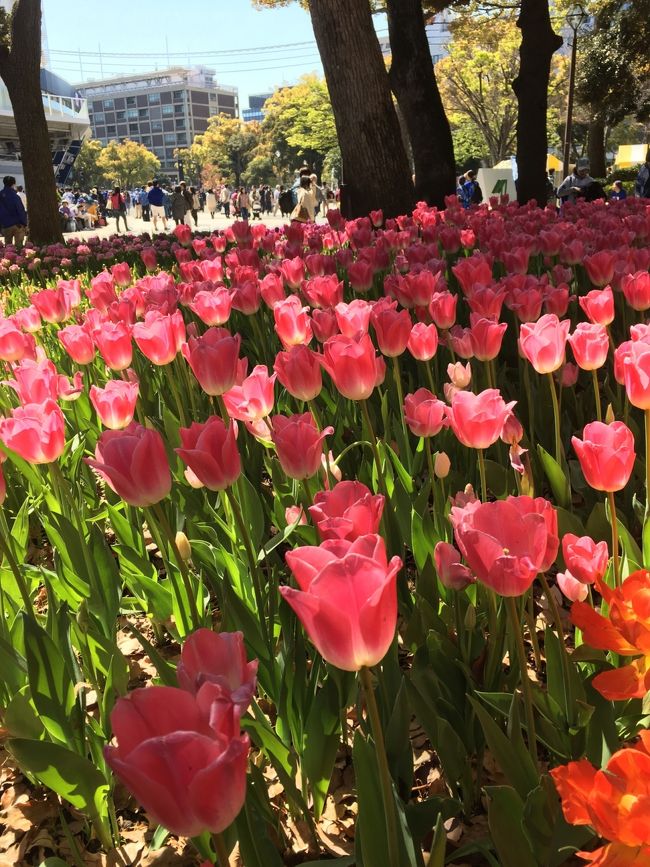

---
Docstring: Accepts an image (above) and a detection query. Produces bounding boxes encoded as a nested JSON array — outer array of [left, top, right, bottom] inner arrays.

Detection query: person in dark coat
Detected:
[[0, 175, 27, 247], [171, 185, 188, 225]]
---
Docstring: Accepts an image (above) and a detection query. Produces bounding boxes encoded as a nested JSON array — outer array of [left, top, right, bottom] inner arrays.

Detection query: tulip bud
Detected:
[[605, 404, 615, 425], [175, 531, 192, 561], [464, 604, 476, 630], [76, 599, 90, 633], [434, 451, 451, 478]]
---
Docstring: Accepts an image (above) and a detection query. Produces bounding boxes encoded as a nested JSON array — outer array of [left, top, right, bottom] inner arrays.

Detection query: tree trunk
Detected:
[[0, 0, 62, 244], [385, 0, 456, 208], [512, 0, 563, 206], [308, 0, 415, 218], [587, 119, 607, 178]]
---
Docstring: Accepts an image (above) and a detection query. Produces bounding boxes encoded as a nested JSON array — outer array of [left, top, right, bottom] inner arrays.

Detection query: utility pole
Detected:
[[562, 6, 586, 179]]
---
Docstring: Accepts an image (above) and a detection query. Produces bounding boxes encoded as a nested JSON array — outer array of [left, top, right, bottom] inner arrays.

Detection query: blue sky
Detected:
[[41, 0, 334, 107]]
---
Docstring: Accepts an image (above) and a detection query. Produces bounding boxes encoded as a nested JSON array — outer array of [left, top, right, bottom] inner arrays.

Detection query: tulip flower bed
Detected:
[[1, 195, 650, 867]]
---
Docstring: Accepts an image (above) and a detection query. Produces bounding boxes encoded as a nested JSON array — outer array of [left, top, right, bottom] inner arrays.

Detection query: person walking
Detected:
[[238, 187, 250, 221], [290, 175, 315, 222], [109, 186, 129, 233], [140, 186, 151, 222], [460, 170, 483, 209], [171, 185, 188, 225], [147, 179, 168, 232], [190, 186, 200, 226], [272, 185, 282, 216], [557, 163, 594, 205], [251, 187, 262, 220], [635, 152, 650, 198], [180, 182, 194, 225], [133, 188, 142, 219], [0, 175, 27, 247], [219, 183, 231, 218], [206, 188, 217, 218], [310, 173, 324, 217]]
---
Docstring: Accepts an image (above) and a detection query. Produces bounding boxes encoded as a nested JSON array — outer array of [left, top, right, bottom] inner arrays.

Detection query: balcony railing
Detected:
[[0, 83, 89, 124]]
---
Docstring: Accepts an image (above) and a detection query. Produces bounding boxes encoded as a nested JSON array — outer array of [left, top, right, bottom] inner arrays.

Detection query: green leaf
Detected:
[[302, 679, 342, 819], [537, 445, 571, 509], [644, 516, 650, 570], [237, 475, 266, 553], [486, 786, 536, 867], [354, 730, 391, 867], [22, 614, 78, 746], [7, 738, 109, 825], [426, 813, 446, 867]]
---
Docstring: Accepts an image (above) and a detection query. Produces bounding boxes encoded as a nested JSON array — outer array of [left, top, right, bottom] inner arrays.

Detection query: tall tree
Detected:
[[512, 0, 563, 204], [96, 140, 161, 190], [307, 0, 415, 217], [385, 0, 456, 207], [185, 115, 259, 187], [0, 0, 63, 244], [71, 139, 105, 190]]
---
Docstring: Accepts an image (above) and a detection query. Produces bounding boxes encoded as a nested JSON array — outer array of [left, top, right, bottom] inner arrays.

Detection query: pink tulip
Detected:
[[259, 273, 285, 308], [429, 291, 457, 330], [189, 287, 233, 327], [223, 365, 276, 422], [31, 287, 72, 323], [90, 378, 139, 430], [176, 628, 258, 714], [621, 271, 650, 312], [320, 333, 385, 400], [273, 345, 322, 402], [105, 685, 249, 837], [309, 480, 384, 542], [281, 534, 401, 671], [334, 300, 374, 337], [274, 295, 313, 349], [311, 308, 339, 343], [11, 305, 41, 333], [508, 495, 558, 572], [271, 413, 333, 480], [346, 260, 375, 293], [133, 310, 185, 366], [94, 321, 133, 372], [571, 421, 635, 493], [469, 314, 507, 362], [110, 262, 132, 288], [584, 250, 615, 287], [433, 542, 474, 591], [403, 389, 447, 438], [568, 322, 609, 371], [86, 423, 171, 507], [450, 497, 549, 596], [395, 270, 439, 308], [3, 358, 59, 405], [176, 416, 241, 491], [279, 256, 304, 290], [58, 325, 95, 365], [302, 275, 344, 309], [182, 327, 241, 396], [0, 399, 65, 464], [562, 533, 608, 585], [519, 314, 570, 374], [140, 247, 157, 271], [407, 322, 438, 361], [556, 571, 589, 602], [578, 286, 615, 326], [0, 318, 32, 362], [372, 305, 412, 357], [620, 340, 650, 408], [87, 273, 118, 311], [447, 362, 472, 389], [446, 388, 515, 450]]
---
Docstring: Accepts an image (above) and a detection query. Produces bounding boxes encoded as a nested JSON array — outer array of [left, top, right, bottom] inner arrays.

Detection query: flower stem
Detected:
[[359, 667, 400, 867], [477, 448, 488, 502], [538, 572, 574, 720], [505, 596, 538, 771], [392, 355, 410, 466], [591, 370, 602, 422], [607, 491, 621, 588], [547, 372, 562, 465], [361, 399, 389, 500], [211, 832, 230, 866], [151, 501, 201, 628], [0, 510, 32, 611], [164, 363, 188, 427]]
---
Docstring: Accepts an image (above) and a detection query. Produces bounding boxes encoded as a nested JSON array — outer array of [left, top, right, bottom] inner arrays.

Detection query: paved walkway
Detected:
[[63, 209, 331, 241]]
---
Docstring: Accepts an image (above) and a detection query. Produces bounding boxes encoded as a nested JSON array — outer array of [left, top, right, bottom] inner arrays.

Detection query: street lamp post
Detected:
[[562, 5, 587, 179]]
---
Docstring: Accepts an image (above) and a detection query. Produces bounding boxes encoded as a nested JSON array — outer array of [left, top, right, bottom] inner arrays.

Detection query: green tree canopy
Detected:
[[185, 115, 260, 187], [96, 139, 161, 189], [71, 139, 105, 190]]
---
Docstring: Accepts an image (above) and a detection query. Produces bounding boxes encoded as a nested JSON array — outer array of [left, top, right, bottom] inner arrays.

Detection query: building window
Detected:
[[175, 118, 185, 130], [176, 132, 187, 145], [139, 108, 148, 119], [173, 90, 184, 101], [148, 92, 161, 105], [129, 123, 139, 135], [116, 110, 126, 122], [103, 98, 114, 110], [94, 111, 105, 123], [106, 125, 116, 136], [162, 104, 174, 116], [126, 96, 136, 107], [141, 136, 152, 147], [174, 104, 184, 115], [127, 108, 138, 120], [151, 120, 163, 132], [164, 133, 176, 145]]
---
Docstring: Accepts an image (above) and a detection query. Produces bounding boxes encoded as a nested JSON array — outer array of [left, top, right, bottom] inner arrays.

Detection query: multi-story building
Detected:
[[242, 93, 273, 124], [76, 67, 239, 179]]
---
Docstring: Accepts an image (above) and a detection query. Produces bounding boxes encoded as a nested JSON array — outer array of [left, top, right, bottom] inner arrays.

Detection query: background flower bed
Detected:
[[0, 195, 649, 866]]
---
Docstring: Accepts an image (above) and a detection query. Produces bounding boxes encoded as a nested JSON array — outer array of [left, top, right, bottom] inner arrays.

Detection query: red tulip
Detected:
[[434, 542, 474, 590], [469, 314, 507, 362], [311, 308, 339, 343], [446, 388, 515, 450], [568, 322, 609, 370], [140, 247, 158, 271], [407, 322, 438, 361], [274, 295, 313, 349], [105, 685, 249, 837], [508, 494, 558, 572], [223, 365, 276, 422], [173, 223, 192, 246], [584, 250, 615, 287], [133, 310, 185, 366], [87, 273, 118, 311], [86, 423, 171, 507], [429, 291, 457, 330], [302, 275, 344, 309], [176, 416, 240, 491], [572, 420, 635, 492], [281, 534, 401, 671], [273, 345, 322, 401], [280, 256, 305, 290], [309, 480, 384, 541], [394, 270, 439, 308], [90, 378, 139, 430], [621, 270, 650, 312], [271, 413, 333, 480], [519, 313, 570, 374], [59, 324, 95, 365], [321, 332, 385, 400], [94, 321, 133, 372], [562, 533, 608, 585], [110, 262, 132, 288], [176, 628, 258, 714], [578, 286, 615, 326], [450, 497, 549, 596], [346, 260, 375, 293], [259, 273, 286, 308], [404, 389, 446, 437], [0, 399, 65, 464], [334, 300, 373, 337], [189, 287, 233, 327], [181, 327, 241, 396], [372, 304, 412, 357]]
